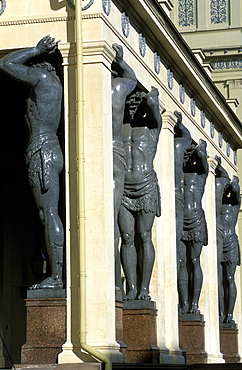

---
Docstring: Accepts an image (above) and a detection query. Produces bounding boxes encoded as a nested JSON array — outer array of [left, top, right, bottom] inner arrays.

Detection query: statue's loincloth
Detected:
[[25, 133, 63, 191], [222, 234, 241, 265], [182, 209, 208, 245], [113, 141, 126, 170], [121, 171, 161, 216]]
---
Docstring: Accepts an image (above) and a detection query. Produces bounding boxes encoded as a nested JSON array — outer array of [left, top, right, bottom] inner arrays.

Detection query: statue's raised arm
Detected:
[[112, 43, 137, 83], [142, 87, 162, 132], [174, 110, 192, 141], [215, 155, 229, 179], [231, 175, 241, 206], [196, 139, 209, 176], [0, 36, 58, 87]]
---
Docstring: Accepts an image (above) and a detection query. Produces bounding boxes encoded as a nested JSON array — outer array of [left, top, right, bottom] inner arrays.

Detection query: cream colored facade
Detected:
[[0, 0, 242, 367]]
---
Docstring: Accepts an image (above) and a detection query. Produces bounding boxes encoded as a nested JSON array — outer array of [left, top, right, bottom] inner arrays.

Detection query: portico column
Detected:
[[153, 111, 184, 364], [200, 157, 224, 363], [82, 41, 122, 362], [58, 43, 85, 364], [59, 40, 122, 364]]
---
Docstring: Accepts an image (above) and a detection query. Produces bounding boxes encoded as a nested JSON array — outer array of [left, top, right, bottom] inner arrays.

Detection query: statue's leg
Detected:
[[218, 262, 224, 320], [190, 241, 203, 313], [119, 205, 137, 300], [113, 156, 125, 258], [135, 210, 155, 300], [30, 149, 64, 289], [175, 199, 184, 277], [178, 240, 189, 313], [217, 230, 224, 320], [225, 262, 237, 323]]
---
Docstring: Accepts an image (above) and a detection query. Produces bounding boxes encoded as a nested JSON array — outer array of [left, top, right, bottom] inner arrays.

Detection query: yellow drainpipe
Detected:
[[75, 1, 112, 370]]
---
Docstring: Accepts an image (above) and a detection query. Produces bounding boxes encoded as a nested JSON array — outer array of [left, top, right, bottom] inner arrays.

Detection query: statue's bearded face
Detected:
[[183, 144, 196, 166], [31, 62, 56, 73], [126, 91, 146, 119]]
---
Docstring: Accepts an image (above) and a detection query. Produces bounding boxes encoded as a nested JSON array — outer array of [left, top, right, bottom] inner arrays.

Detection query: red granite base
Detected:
[[179, 314, 207, 364], [21, 298, 66, 364], [220, 326, 240, 363], [123, 302, 159, 363]]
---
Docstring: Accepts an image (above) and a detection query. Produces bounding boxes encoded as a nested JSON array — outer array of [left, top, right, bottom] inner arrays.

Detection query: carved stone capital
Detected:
[[207, 156, 218, 175], [161, 111, 176, 133], [59, 42, 76, 65], [83, 40, 115, 66]]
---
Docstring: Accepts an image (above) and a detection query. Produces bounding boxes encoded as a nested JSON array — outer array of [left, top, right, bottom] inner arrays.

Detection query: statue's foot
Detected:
[[219, 314, 224, 325], [181, 302, 189, 314], [190, 303, 200, 314], [225, 314, 234, 323], [137, 288, 151, 301], [29, 277, 63, 289], [124, 289, 137, 300]]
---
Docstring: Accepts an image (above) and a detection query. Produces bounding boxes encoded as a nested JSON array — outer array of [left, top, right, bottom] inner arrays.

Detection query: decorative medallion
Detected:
[[234, 151, 238, 166], [190, 98, 196, 117], [121, 12, 130, 38], [218, 132, 223, 148], [0, 0, 6, 15], [167, 69, 174, 90], [154, 52, 161, 74], [66, 0, 94, 11], [226, 141, 230, 157], [102, 0, 111, 15], [179, 85, 185, 104], [139, 34, 146, 57], [210, 0, 227, 24], [201, 110, 206, 128], [210, 122, 215, 138], [178, 0, 195, 27]]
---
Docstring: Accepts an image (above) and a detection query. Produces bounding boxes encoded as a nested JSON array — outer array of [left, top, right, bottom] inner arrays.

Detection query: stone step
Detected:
[[113, 364, 189, 370], [13, 363, 102, 370], [113, 364, 242, 370]]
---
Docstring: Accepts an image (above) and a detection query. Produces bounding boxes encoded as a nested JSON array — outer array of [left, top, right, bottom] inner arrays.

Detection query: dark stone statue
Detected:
[[0, 36, 64, 289], [215, 156, 230, 320], [111, 44, 137, 257], [178, 139, 208, 314], [220, 175, 241, 324], [173, 111, 192, 297], [118, 86, 162, 300]]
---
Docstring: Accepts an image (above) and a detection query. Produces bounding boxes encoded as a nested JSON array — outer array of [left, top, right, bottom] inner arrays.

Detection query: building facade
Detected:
[[0, 0, 241, 367]]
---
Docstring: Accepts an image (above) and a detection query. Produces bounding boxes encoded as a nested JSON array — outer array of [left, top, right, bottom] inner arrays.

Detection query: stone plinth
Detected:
[[123, 301, 159, 363], [220, 324, 240, 363], [15, 364, 101, 370], [179, 313, 207, 364], [21, 289, 66, 364]]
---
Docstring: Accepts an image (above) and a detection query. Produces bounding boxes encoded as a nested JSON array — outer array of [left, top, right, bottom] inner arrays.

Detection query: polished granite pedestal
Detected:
[[21, 289, 66, 364], [179, 313, 207, 365], [220, 322, 240, 363], [123, 301, 159, 363]]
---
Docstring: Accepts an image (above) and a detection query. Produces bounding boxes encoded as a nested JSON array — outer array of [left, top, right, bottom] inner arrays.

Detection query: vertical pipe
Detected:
[[75, 1, 112, 369]]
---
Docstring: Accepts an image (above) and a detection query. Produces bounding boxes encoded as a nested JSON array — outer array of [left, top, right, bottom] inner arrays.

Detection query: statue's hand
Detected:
[[112, 43, 123, 62], [215, 155, 221, 165], [36, 35, 59, 55], [144, 86, 159, 104], [174, 110, 182, 125], [232, 175, 239, 185]]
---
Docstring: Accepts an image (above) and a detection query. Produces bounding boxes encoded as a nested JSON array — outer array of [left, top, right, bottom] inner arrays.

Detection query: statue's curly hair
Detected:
[[183, 143, 197, 165]]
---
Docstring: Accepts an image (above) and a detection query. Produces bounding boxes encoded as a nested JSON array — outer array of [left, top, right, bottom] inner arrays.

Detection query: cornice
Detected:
[[0, 15, 74, 27]]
